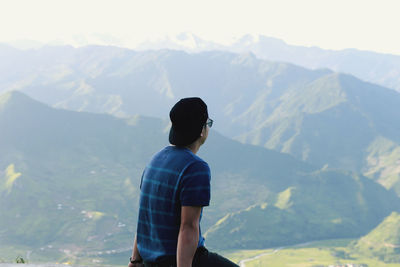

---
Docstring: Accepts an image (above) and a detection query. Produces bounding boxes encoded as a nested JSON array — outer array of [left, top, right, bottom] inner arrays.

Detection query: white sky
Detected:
[[1, 0, 400, 54]]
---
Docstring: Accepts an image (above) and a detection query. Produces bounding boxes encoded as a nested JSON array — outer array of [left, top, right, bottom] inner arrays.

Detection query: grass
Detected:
[[220, 239, 400, 267]]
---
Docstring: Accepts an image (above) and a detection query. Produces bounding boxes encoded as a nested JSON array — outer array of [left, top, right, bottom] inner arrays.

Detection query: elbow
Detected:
[[180, 221, 199, 232]]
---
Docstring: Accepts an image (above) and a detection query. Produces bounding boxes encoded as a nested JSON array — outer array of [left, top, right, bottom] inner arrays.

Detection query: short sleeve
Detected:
[[179, 161, 211, 207], [139, 170, 145, 190]]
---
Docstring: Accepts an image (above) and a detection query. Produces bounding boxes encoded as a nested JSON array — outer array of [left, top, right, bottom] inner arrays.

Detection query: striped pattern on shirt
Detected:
[[137, 146, 211, 262]]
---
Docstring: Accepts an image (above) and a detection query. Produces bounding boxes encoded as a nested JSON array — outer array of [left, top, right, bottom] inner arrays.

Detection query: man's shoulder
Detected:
[[179, 149, 209, 173], [182, 157, 210, 179], [149, 146, 208, 172], [185, 157, 209, 170], [154, 146, 207, 163]]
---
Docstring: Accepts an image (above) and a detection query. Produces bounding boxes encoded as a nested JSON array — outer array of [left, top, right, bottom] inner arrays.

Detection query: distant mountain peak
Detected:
[[234, 34, 287, 47], [1, 90, 29, 101], [0, 90, 23, 105], [236, 34, 261, 45], [175, 32, 200, 42], [0, 90, 45, 113]]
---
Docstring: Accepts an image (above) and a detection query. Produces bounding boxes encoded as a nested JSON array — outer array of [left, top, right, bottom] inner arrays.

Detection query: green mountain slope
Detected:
[[205, 170, 400, 249], [351, 212, 400, 263], [0, 91, 167, 249], [1, 91, 399, 260], [237, 73, 400, 194], [0, 90, 313, 250]]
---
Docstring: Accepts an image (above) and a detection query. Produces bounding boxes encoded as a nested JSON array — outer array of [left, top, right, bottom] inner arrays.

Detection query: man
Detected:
[[128, 97, 238, 267]]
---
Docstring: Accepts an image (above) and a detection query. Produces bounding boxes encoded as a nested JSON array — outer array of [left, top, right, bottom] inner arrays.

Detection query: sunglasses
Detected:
[[205, 118, 213, 128]]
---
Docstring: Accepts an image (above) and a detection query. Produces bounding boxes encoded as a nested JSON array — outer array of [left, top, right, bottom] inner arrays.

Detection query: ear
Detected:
[[200, 126, 206, 137]]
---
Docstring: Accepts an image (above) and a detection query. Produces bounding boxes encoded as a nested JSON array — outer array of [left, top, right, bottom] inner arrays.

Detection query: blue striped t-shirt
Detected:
[[137, 146, 211, 262]]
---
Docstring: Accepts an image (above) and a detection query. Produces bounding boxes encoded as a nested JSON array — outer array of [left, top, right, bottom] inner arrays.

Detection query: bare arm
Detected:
[[177, 206, 201, 267], [128, 235, 143, 267]]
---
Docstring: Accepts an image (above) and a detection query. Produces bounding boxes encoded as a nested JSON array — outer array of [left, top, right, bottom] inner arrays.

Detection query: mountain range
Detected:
[[1, 45, 400, 197], [1, 91, 399, 263], [135, 33, 400, 92], [5, 32, 400, 92]]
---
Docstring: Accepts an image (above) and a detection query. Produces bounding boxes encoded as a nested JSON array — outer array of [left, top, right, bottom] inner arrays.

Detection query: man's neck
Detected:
[[185, 142, 200, 155]]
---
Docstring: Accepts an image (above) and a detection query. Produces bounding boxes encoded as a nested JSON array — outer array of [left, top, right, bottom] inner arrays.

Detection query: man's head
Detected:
[[169, 97, 210, 147]]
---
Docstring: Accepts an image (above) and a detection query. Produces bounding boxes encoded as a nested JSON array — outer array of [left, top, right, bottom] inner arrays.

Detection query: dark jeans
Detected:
[[143, 246, 239, 267]]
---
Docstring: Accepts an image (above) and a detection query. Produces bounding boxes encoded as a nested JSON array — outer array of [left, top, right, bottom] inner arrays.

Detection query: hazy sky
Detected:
[[1, 0, 400, 54]]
